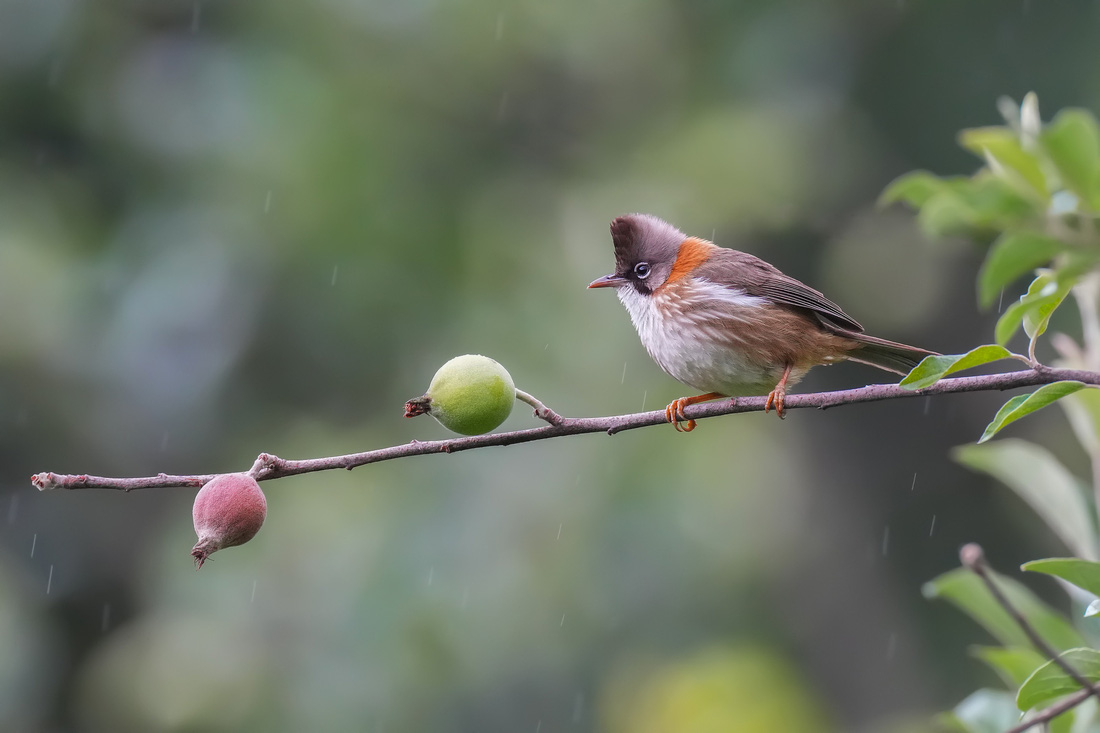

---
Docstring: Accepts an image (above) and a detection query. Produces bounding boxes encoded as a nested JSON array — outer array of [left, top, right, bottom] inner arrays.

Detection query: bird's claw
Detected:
[[664, 398, 697, 432], [764, 388, 786, 419]]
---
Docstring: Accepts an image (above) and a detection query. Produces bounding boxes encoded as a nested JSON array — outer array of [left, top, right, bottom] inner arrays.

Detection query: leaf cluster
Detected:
[[888, 95, 1100, 732]]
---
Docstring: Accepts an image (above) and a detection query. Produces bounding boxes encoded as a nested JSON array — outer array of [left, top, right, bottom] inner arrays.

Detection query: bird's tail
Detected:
[[845, 333, 937, 375]]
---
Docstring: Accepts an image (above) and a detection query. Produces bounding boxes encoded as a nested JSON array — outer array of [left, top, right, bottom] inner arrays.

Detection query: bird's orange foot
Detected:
[[665, 398, 697, 432], [764, 387, 786, 419]]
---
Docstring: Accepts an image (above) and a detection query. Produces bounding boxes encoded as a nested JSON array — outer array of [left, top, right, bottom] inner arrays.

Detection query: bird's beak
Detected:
[[587, 273, 628, 289]]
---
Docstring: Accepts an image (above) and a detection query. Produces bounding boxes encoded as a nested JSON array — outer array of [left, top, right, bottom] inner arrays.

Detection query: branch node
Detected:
[[515, 388, 566, 425], [959, 542, 985, 570], [249, 453, 281, 478]]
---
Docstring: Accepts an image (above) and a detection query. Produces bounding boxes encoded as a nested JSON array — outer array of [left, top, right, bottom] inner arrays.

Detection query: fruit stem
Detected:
[[515, 388, 566, 426]]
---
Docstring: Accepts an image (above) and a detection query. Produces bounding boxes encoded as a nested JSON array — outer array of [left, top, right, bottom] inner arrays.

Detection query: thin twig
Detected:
[[1005, 684, 1099, 733], [514, 388, 565, 426], [960, 544, 1100, 725], [32, 367, 1100, 492]]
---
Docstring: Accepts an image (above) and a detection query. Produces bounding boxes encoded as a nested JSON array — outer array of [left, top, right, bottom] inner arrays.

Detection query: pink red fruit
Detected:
[[191, 473, 267, 569]]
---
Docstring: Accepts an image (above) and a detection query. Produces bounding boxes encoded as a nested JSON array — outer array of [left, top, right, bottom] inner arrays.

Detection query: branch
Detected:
[[31, 366, 1100, 491], [1005, 685, 1098, 733], [960, 544, 1100, 696]]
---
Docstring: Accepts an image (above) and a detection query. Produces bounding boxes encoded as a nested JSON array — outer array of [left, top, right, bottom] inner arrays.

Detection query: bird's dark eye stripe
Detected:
[[634, 262, 651, 279]]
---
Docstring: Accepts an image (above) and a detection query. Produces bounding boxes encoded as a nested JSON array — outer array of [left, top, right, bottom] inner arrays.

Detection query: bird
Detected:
[[588, 213, 937, 431]]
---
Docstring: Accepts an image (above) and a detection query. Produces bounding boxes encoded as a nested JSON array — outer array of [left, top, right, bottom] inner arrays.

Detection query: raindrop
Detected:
[[556, 523, 562, 540], [621, 361, 627, 384], [886, 632, 897, 660], [30, 533, 37, 558], [427, 566, 434, 586], [7, 494, 18, 524], [929, 514, 937, 537], [497, 91, 509, 121], [641, 390, 647, 410], [46, 564, 54, 594], [161, 432, 170, 451], [881, 526, 890, 557], [544, 343, 550, 350], [264, 190, 273, 213], [910, 473, 917, 491], [251, 580, 258, 603], [923, 396, 931, 415], [998, 287, 1005, 313], [331, 266, 339, 287], [560, 613, 566, 627], [535, 721, 542, 733], [101, 603, 111, 632]]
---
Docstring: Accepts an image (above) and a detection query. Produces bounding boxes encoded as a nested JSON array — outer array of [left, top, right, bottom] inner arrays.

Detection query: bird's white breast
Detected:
[[616, 280, 788, 396]]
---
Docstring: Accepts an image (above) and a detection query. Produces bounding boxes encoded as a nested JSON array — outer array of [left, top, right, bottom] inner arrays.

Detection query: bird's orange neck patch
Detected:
[[666, 237, 714, 284]]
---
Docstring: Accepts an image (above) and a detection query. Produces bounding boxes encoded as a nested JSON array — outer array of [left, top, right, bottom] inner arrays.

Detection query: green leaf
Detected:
[[971, 645, 1047, 687], [960, 125, 1048, 195], [918, 188, 982, 237], [1023, 558, 1100, 597], [879, 170, 951, 208], [954, 439, 1097, 560], [1041, 109, 1100, 208], [938, 689, 1026, 733], [978, 232, 1067, 308], [995, 271, 1073, 346], [1017, 648, 1100, 710], [923, 567, 1084, 650], [979, 382, 1092, 443], [900, 345, 1017, 390]]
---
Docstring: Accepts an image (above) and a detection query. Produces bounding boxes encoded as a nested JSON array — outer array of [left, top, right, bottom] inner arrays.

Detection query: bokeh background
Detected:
[[2, 1, 1098, 731]]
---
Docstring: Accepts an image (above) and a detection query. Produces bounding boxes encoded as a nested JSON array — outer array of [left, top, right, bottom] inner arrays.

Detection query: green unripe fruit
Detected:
[[405, 354, 515, 435]]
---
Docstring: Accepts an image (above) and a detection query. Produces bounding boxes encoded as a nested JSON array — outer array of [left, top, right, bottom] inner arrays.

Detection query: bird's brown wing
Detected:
[[695, 249, 865, 333]]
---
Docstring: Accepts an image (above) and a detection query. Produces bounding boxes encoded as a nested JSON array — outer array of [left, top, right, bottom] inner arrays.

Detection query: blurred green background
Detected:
[[2, 1, 1099, 731]]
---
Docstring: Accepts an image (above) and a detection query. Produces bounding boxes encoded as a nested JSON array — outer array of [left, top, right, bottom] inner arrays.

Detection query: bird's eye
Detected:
[[633, 262, 651, 279]]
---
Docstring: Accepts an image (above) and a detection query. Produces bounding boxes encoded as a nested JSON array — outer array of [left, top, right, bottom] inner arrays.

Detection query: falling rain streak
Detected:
[[30, 533, 37, 558], [881, 526, 890, 557], [46, 564, 54, 594], [929, 514, 937, 536]]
